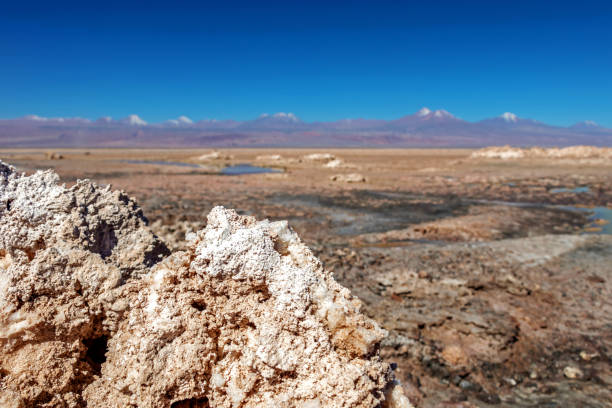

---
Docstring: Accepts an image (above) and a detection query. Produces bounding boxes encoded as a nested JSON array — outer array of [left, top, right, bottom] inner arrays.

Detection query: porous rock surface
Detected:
[[0, 161, 170, 407], [0, 161, 411, 408]]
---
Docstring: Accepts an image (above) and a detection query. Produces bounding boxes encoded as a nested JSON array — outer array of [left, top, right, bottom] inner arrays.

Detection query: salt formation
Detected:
[[324, 159, 345, 168], [330, 173, 367, 183], [470, 145, 612, 160], [255, 154, 283, 161], [0, 161, 170, 407], [324, 159, 355, 169], [196, 151, 234, 161], [0, 161, 411, 407], [303, 153, 336, 162]]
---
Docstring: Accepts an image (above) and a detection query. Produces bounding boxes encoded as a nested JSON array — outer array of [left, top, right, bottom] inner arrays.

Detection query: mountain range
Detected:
[[0, 109, 610, 148]]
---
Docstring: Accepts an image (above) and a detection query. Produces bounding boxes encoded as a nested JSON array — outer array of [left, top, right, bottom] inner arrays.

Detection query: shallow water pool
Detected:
[[567, 206, 612, 234], [550, 186, 590, 194], [220, 164, 281, 175]]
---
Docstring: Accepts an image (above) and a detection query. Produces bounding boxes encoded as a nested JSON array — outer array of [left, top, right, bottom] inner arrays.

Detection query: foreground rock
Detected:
[[0, 161, 170, 407], [0, 162, 410, 407]]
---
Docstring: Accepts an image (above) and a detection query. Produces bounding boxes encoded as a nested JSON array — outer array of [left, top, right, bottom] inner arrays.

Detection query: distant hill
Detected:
[[1, 109, 610, 148]]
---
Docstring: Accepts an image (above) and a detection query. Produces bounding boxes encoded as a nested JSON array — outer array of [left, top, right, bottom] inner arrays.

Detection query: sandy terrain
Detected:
[[2, 148, 611, 407]]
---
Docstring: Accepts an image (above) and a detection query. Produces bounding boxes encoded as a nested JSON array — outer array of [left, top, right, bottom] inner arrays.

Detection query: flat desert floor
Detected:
[[3, 148, 611, 407]]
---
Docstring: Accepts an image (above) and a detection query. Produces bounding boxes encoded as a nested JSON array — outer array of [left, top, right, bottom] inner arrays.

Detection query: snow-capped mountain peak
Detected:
[[177, 115, 193, 124], [272, 112, 299, 122], [417, 107, 432, 117], [432, 109, 453, 118], [165, 115, 194, 126], [501, 112, 519, 123], [414, 107, 455, 120], [570, 120, 602, 130], [23, 114, 48, 121], [122, 114, 147, 126], [257, 112, 300, 122], [21, 115, 91, 123]]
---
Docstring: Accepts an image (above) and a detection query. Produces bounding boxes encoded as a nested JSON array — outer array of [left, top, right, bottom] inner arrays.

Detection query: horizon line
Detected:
[[0, 108, 606, 129]]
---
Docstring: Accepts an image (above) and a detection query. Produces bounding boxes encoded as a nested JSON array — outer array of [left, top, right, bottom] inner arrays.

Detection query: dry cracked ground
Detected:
[[3, 147, 611, 407]]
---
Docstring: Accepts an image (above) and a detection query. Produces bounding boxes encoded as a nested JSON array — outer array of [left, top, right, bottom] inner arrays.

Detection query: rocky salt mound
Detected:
[[0, 162, 170, 407], [0, 162, 411, 407], [470, 145, 612, 160], [330, 173, 367, 183]]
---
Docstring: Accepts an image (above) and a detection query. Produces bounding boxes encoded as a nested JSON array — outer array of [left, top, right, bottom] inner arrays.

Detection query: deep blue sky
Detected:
[[1, 1, 611, 126]]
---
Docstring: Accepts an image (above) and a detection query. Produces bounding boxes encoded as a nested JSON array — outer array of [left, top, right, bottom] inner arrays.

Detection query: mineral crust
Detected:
[[0, 161, 411, 408]]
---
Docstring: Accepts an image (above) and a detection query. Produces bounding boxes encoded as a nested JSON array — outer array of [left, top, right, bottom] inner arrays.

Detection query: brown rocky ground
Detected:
[[3, 148, 611, 407]]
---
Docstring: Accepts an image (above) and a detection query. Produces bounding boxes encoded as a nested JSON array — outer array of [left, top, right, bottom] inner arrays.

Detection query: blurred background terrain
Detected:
[[4, 147, 610, 407]]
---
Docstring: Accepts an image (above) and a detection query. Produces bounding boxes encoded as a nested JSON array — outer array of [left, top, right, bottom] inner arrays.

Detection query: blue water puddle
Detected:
[[550, 186, 590, 194], [220, 164, 281, 175], [558, 205, 612, 235], [122, 160, 202, 168], [587, 207, 612, 234], [121, 160, 282, 175]]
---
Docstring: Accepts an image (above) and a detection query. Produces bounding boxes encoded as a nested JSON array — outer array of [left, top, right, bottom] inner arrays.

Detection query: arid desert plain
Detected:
[[2, 147, 611, 407]]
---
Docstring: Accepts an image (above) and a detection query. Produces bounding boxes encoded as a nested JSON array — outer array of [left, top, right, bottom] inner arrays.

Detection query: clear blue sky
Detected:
[[1, 0, 611, 126]]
